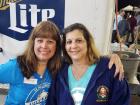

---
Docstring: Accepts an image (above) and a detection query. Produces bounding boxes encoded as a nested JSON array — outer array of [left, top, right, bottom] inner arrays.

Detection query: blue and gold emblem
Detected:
[[96, 85, 109, 102]]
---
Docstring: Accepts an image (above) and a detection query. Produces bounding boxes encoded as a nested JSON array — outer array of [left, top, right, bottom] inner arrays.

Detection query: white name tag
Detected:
[[24, 77, 37, 85]]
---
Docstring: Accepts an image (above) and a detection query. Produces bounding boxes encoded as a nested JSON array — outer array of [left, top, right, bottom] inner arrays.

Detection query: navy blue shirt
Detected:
[[48, 57, 130, 105]]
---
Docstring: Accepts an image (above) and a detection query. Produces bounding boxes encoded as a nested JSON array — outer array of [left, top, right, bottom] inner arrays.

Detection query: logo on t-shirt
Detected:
[[71, 87, 85, 105], [25, 82, 51, 105], [96, 85, 109, 102]]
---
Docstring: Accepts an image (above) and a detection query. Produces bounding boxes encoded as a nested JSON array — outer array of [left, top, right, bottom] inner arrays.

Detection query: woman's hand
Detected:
[[108, 54, 124, 80]]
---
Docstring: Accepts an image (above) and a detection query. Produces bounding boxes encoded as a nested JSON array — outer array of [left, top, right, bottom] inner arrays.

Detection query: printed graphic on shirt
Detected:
[[71, 87, 85, 105], [96, 85, 109, 102], [25, 82, 51, 105]]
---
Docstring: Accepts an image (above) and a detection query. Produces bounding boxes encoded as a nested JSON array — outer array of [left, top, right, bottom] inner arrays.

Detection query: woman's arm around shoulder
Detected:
[[109, 66, 130, 105], [107, 54, 124, 80]]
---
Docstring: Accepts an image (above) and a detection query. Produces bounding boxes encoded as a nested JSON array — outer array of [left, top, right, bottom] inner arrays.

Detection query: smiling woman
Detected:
[[65, 30, 89, 66], [0, 21, 62, 105], [48, 23, 130, 105], [34, 37, 56, 65]]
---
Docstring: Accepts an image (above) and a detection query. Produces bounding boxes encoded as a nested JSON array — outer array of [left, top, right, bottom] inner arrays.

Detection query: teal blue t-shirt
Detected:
[[0, 59, 52, 105], [68, 64, 96, 105]]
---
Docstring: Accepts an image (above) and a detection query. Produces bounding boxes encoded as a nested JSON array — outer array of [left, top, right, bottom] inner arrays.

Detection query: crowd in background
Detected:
[[111, 9, 140, 54], [111, 9, 140, 83]]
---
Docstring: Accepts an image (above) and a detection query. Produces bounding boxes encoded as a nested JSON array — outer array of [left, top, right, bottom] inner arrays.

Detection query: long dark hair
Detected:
[[17, 21, 62, 78]]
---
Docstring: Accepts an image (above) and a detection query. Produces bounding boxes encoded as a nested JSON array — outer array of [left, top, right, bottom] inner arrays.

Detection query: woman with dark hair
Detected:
[[48, 23, 130, 105]]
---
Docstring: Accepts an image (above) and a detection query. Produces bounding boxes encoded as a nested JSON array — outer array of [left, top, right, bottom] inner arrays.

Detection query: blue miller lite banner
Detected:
[[0, 0, 65, 41]]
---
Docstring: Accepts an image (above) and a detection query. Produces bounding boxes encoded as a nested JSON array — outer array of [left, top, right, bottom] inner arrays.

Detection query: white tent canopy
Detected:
[[134, 7, 140, 12], [123, 5, 140, 11], [123, 5, 133, 11]]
